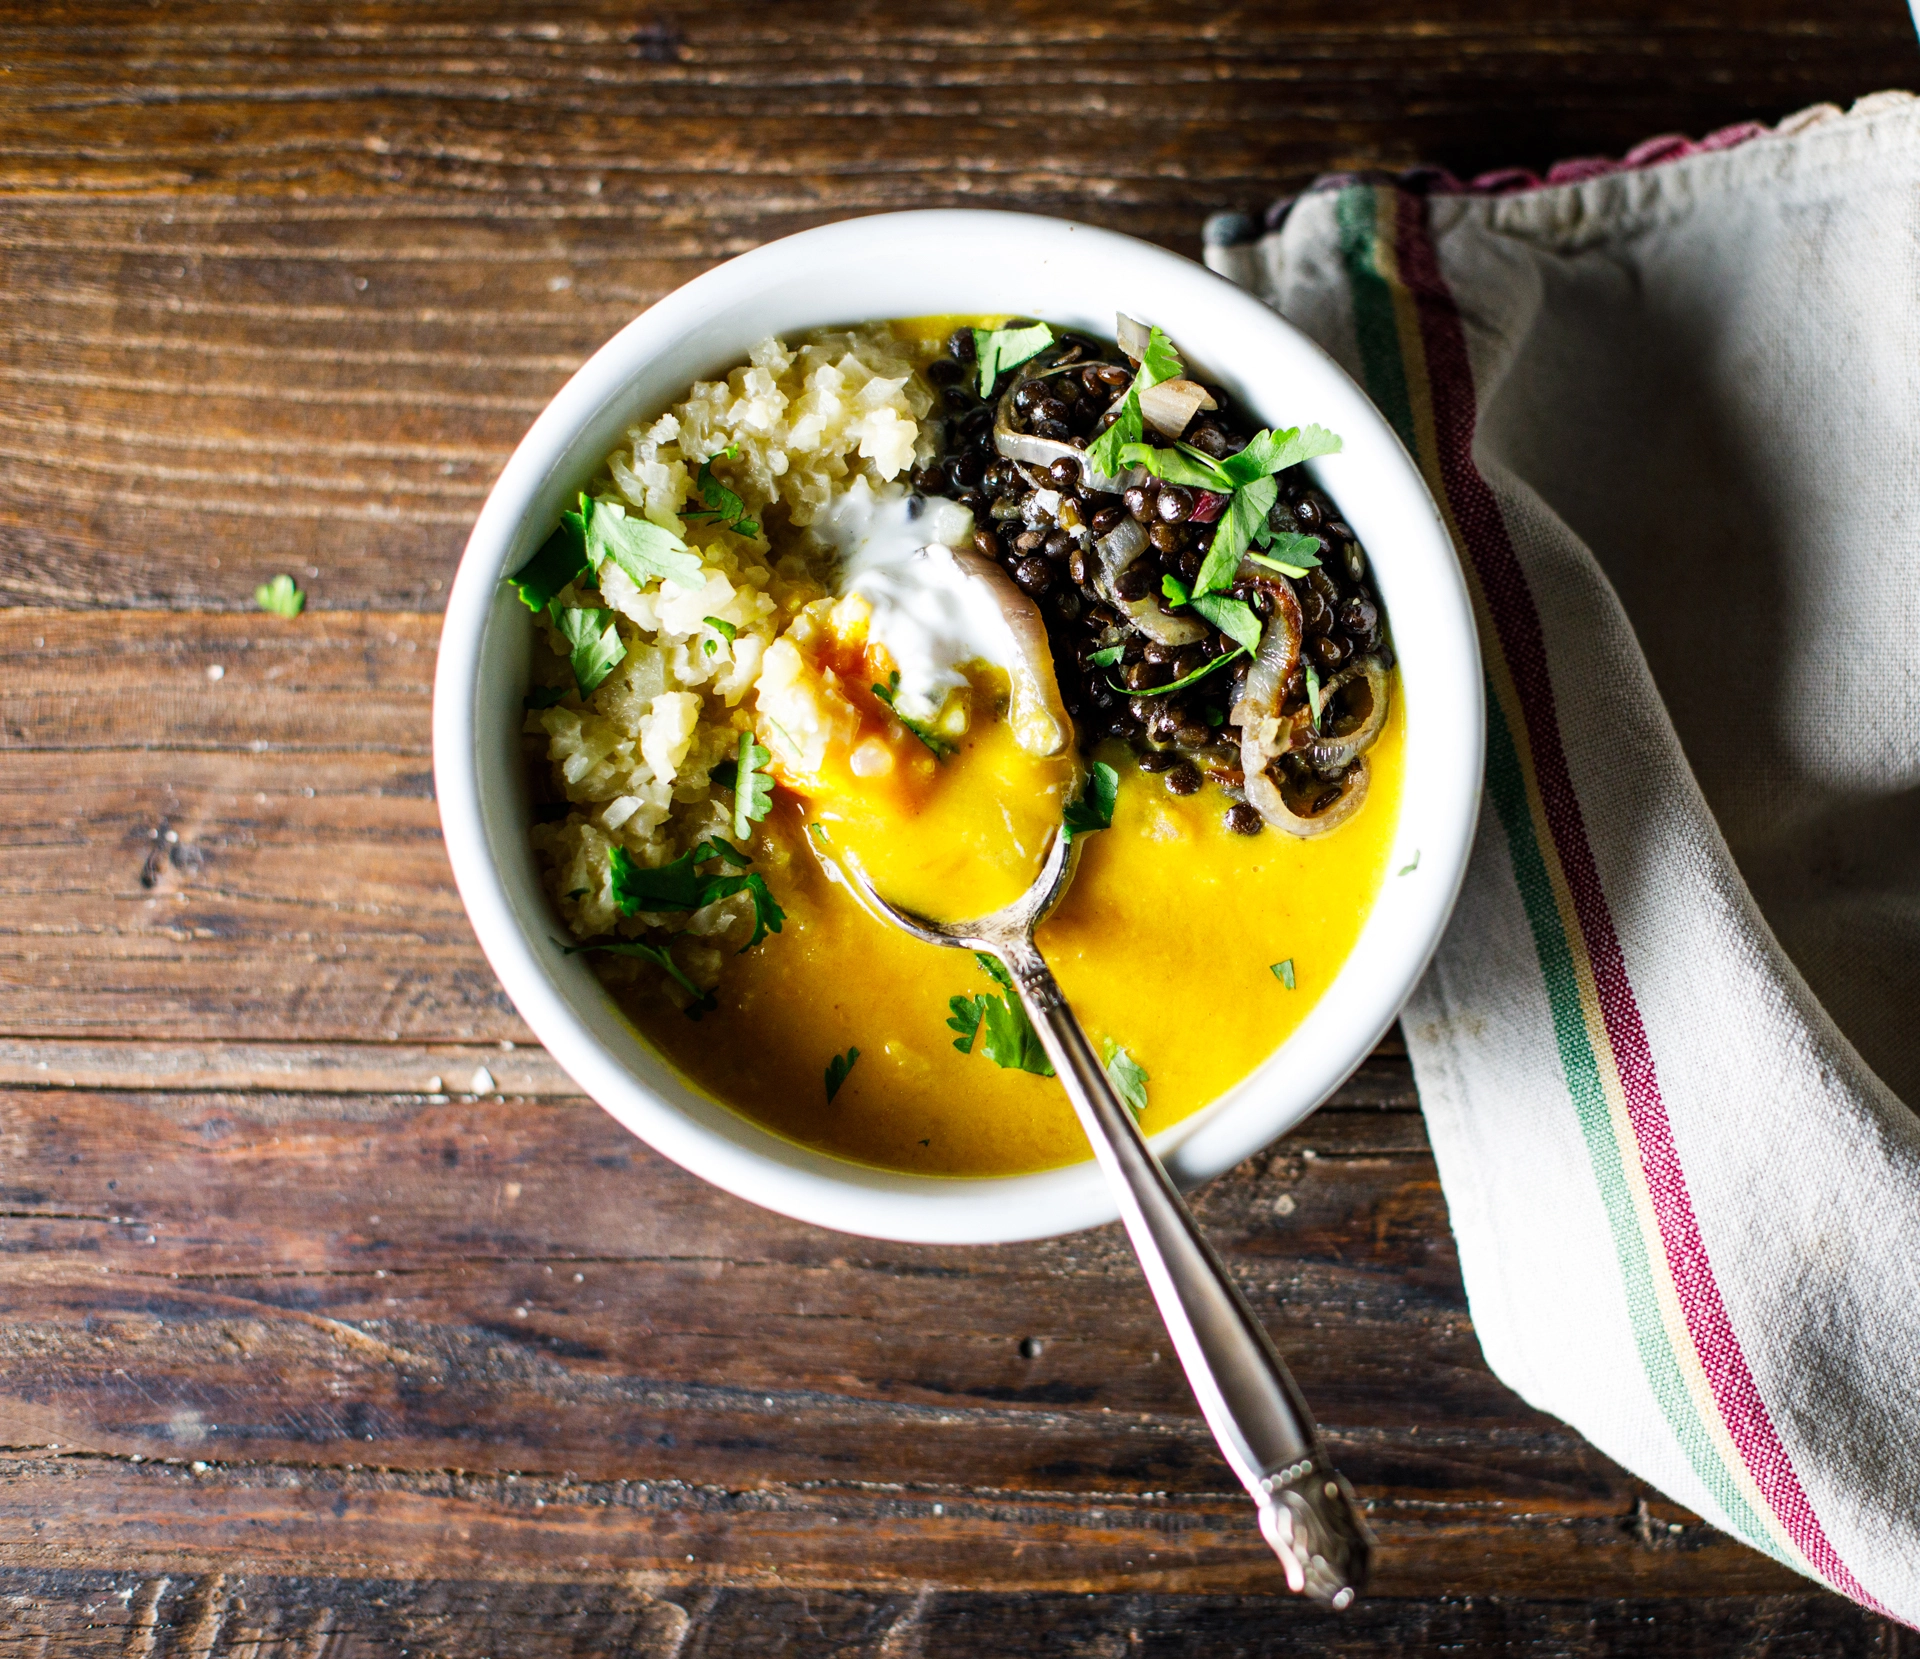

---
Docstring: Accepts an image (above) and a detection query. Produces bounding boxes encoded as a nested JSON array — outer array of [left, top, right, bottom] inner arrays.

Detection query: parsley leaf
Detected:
[[731, 730, 774, 840], [1219, 423, 1343, 488], [1303, 659, 1326, 732], [1162, 572, 1190, 606], [1087, 644, 1124, 668], [1063, 761, 1119, 842], [703, 615, 738, 640], [824, 1046, 860, 1102], [971, 323, 1054, 398], [507, 513, 589, 613], [550, 602, 626, 695], [684, 445, 761, 539], [1261, 530, 1324, 568], [946, 994, 983, 1053], [582, 494, 706, 590], [1086, 319, 1186, 480], [1271, 958, 1297, 990], [1101, 1038, 1150, 1115], [872, 670, 955, 758], [1193, 473, 1278, 596], [947, 954, 1053, 1076], [1120, 441, 1231, 494], [560, 936, 716, 1019], [255, 572, 307, 617], [608, 838, 785, 950], [1109, 644, 1248, 698], [1189, 592, 1264, 654], [523, 685, 569, 710]]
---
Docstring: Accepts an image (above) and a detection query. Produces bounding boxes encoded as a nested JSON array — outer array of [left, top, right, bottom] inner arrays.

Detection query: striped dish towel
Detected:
[[1207, 92, 1920, 1622]]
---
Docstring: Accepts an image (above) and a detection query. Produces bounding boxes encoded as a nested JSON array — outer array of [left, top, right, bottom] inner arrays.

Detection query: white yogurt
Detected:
[[815, 478, 1020, 720]]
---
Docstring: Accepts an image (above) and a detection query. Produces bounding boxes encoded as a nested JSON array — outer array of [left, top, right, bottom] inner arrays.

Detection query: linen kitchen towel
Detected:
[[1206, 91, 1920, 1623]]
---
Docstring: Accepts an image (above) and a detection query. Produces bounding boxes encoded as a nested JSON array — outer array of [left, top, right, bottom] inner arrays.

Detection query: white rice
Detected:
[[526, 325, 932, 1006]]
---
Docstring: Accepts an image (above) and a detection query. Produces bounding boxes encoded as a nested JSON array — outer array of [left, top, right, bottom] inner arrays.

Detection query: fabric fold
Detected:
[[1209, 92, 1920, 1623]]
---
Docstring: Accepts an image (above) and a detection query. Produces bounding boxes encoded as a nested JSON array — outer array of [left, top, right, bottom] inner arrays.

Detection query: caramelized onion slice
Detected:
[[994, 381, 1137, 493], [1228, 571, 1305, 744], [950, 548, 1073, 758], [1243, 751, 1370, 837], [1231, 571, 1373, 835], [1093, 516, 1208, 648], [1305, 656, 1391, 773], [1138, 377, 1218, 439]]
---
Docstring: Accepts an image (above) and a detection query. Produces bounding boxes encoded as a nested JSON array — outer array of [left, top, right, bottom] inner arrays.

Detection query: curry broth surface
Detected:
[[628, 683, 1405, 1176]]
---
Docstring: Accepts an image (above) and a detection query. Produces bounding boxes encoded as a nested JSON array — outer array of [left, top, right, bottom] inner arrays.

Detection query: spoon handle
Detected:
[[996, 934, 1373, 1608]]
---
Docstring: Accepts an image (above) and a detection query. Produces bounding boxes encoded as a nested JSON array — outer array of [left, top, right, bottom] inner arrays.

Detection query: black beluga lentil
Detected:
[[914, 320, 1393, 836]]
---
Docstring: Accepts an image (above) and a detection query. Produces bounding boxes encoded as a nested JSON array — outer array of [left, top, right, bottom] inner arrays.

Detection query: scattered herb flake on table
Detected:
[[255, 573, 306, 617]]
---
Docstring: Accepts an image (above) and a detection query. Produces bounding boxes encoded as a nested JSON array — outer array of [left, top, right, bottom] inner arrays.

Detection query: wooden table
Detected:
[[2, 6, 1912, 1652]]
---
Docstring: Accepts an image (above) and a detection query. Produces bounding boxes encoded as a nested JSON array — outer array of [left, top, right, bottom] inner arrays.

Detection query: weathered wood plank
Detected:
[[0, 4, 1909, 609], [0, 1572, 1892, 1659], [0, 611, 436, 753], [0, 1457, 1816, 1601]]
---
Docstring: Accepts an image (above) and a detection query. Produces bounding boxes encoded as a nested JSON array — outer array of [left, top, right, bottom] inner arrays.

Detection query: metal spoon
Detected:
[[842, 828, 1373, 1606]]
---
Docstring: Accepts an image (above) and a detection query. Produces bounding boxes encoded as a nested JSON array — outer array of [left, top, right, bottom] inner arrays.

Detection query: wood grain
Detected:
[[0, 3, 1912, 611], [0, 2, 1912, 1650]]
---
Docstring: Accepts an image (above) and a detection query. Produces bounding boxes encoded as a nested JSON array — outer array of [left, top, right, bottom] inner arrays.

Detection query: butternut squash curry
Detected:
[[512, 315, 1402, 1177]]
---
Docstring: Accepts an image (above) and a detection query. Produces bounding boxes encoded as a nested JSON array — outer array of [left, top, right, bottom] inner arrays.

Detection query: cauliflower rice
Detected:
[[526, 326, 934, 1008]]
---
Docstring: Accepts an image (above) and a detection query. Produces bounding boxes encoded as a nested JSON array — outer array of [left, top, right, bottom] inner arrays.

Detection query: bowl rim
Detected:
[[433, 208, 1483, 1245]]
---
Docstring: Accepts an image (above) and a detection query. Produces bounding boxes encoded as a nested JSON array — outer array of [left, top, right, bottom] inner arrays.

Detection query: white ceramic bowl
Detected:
[[434, 209, 1482, 1246]]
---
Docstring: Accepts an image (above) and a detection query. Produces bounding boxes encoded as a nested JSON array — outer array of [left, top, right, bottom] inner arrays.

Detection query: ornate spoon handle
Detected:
[[995, 932, 1374, 1607]]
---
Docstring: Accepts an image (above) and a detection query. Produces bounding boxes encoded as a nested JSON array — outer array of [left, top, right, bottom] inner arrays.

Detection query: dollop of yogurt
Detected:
[[815, 478, 1017, 721]]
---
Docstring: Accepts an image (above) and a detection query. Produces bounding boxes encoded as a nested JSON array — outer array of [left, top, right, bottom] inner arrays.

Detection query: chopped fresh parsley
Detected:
[[1119, 440, 1231, 494], [824, 1045, 860, 1103], [1087, 643, 1125, 668], [1253, 530, 1324, 571], [1399, 849, 1421, 877], [1101, 1038, 1150, 1115], [1121, 420, 1343, 597], [1227, 424, 1343, 484], [1109, 644, 1248, 698], [583, 493, 706, 590], [1062, 761, 1118, 842], [551, 602, 626, 696], [1189, 592, 1264, 654], [255, 573, 307, 617], [1194, 474, 1278, 594], [947, 953, 1053, 1076], [971, 323, 1055, 398], [1303, 659, 1326, 732], [608, 838, 785, 950], [684, 445, 761, 539], [523, 685, 569, 710], [1086, 319, 1185, 479], [507, 514, 589, 613], [560, 936, 716, 1019], [1271, 958, 1297, 990], [872, 669, 955, 758], [700, 615, 738, 660], [731, 730, 774, 840], [1162, 569, 1264, 650]]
